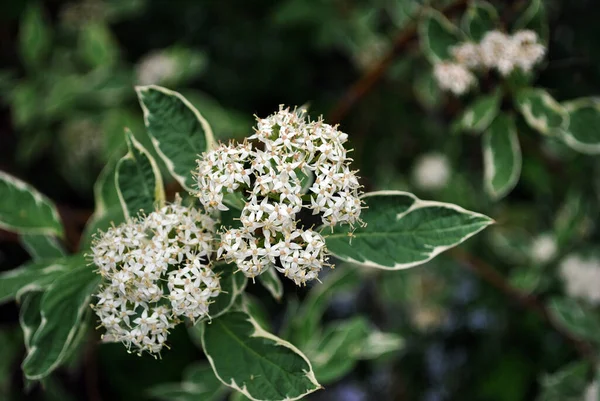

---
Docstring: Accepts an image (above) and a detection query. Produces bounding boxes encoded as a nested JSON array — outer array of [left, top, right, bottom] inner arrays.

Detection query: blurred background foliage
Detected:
[[2, 0, 600, 400]]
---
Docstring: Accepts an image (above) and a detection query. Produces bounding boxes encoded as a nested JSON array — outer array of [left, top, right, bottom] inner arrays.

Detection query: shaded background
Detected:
[[1, 0, 600, 400]]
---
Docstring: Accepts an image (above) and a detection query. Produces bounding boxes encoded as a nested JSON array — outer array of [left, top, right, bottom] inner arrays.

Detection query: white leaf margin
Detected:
[[135, 85, 216, 191], [115, 128, 166, 220], [483, 117, 522, 200], [516, 88, 569, 135], [0, 171, 63, 237], [201, 307, 322, 401], [327, 191, 494, 270], [561, 98, 600, 154]]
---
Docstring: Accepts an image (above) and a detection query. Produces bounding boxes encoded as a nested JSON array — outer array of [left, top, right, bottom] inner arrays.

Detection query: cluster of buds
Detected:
[[434, 30, 546, 95], [559, 254, 600, 305], [90, 199, 220, 355], [195, 106, 364, 285]]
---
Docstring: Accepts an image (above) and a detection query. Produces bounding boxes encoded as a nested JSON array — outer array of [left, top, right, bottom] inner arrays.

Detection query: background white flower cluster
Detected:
[[91, 199, 220, 354], [196, 106, 363, 285], [434, 30, 546, 95], [559, 253, 600, 304]]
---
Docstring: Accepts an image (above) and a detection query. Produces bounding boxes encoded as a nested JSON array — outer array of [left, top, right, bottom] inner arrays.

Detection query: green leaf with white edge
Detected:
[[458, 89, 502, 133], [548, 297, 600, 343], [419, 9, 463, 63], [136, 85, 216, 190], [202, 310, 321, 401], [148, 363, 226, 401], [258, 267, 283, 302], [115, 129, 165, 219], [20, 234, 65, 260], [357, 329, 404, 360], [22, 261, 100, 380], [305, 317, 370, 384], [461, 0, 498, 41], [19, 290, 43, 351], [94, 155, 121, 216], [483, 114, 522, 200], [538, 361, 590, 401], [561, 98, 600, 154], [78, 22, 118, 69], [19, 3, 52, 69], [0, 260, 69, 305], [0, 171, 64, 237], [326, 191, 493, 270], [513, 0, 549, 44], [515, 88, 568, 135], [282, 267, 361, 347]]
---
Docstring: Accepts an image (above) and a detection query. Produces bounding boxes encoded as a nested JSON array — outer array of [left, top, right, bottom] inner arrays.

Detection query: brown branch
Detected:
[[329, 0, 469, 124], [449, 247, 597, 363]]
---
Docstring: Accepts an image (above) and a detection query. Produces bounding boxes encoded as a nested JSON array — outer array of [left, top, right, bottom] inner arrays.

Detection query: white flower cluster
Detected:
[[136, 51, 178, 85], [559, 254, 600, 305], [529, 233, 557, 264], [91, 200, 220, 355], [433, 30, 546, 95], [196, 106, 363, 285]]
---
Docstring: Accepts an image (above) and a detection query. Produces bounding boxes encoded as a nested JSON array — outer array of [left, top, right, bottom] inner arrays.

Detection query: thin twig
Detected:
[[329, 0, 469, 124], [450, 247, 597, 364]]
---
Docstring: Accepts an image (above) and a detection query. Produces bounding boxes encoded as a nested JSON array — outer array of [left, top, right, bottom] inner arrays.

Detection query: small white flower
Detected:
[[412, 153, 451, 191], [559, 254, 600, 305], [91, 198, 220, 355], [530, 234, 557, 264], [450, 42, 481, 68], [433, 62, 476, 95]]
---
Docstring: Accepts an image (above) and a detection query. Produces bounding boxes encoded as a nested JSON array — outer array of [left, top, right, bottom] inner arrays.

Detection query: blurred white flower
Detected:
[[585, 381, 598, 401], [530, 234, 557, 264], [559, 254, 600, 305], [136, 51, 178, 85], [412, 153, 451, 191], [450, 42, 481, 69], [433, 62, 476, 95], [479, 30, 546, 75]]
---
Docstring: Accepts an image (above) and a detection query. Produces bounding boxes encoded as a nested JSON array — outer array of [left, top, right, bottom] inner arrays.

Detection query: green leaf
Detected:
[[509, 268, 541, 294], [19, 290, 43, 351], [22, 261, 100, 380], [0, 171, 64, 237], [515, 88, 568, 135], [458, 89, 502, 133], [0, 260, 68, 305], [115, 129, 165, 219], [305, 317, 370, 384], [561, 98, 600, 154], [461, 1, 498, 41], [483, 114, 522, 199], [514, 0, 549, 44], [538, 361, 589, 401], [548, 297, 600, 343], [19, 3, 51, 68], [419, 9, 463, 63], [357, 329, 404, 360], [201, 310, 321, 401], [78, 22, 118, 69], [136, 85, 216, 190], [281, 268, 361, 348], [258, 267, 283, 302], [20, 234, 65, 260], [325, 191, 493, 270], [148, 363, 226, 401]]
